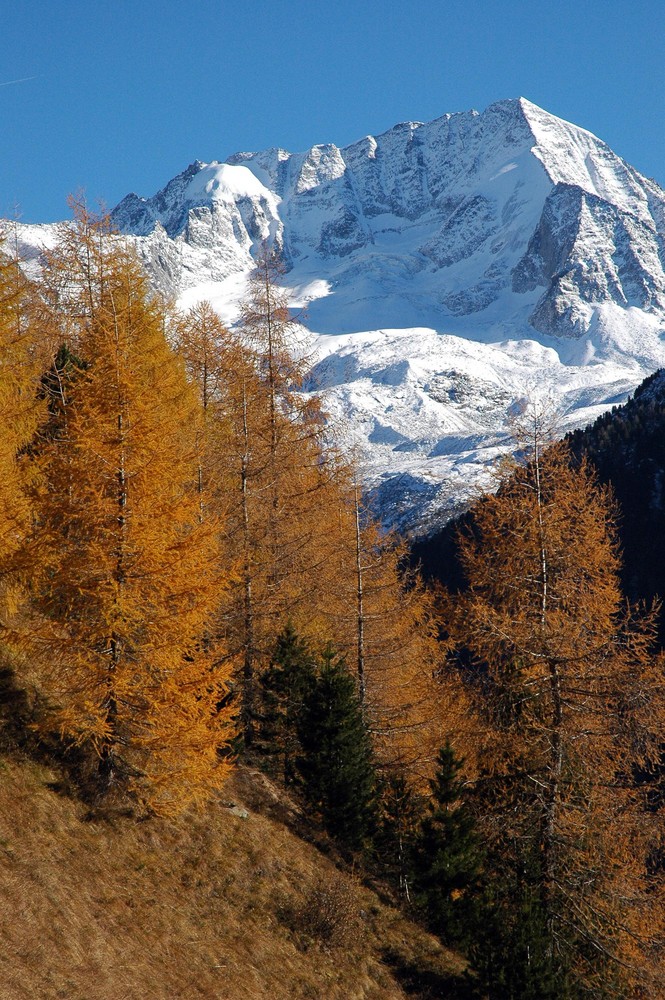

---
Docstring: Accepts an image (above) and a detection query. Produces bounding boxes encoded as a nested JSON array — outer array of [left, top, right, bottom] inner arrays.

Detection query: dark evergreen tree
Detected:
[[470, 855, 572, 1000], [374, 772, 423, 901], [38, 343, 87, 445], [410, 743, 482, 947], [256, 623, 317, 782], [295, 647, 376, 852]]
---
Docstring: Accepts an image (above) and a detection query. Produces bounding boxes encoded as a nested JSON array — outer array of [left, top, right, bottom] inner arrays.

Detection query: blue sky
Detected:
[[2, 0, 664, 223]]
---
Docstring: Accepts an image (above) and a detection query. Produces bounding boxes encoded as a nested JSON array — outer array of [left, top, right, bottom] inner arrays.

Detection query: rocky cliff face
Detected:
[[111, 97, 665, 344], [17, 99, 665, 531]]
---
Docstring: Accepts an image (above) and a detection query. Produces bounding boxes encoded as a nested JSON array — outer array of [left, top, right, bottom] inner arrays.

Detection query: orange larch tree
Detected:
[[0, 231, 45, 580], [23, 208, 235, 814], [176, 267, 348, 743], [323, 483, 453, 779], [175, 254, 457, 777], [443, 418, 665, 997]]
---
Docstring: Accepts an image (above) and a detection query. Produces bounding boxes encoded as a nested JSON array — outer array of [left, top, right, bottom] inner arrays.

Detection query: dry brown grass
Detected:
[[0, 754, 467, 1000]]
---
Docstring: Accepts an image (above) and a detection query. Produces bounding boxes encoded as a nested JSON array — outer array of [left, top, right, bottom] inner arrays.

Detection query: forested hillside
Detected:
[[414, 371, 665, 636], [568, 371, 665, 634], [1, 209, 663, 999]]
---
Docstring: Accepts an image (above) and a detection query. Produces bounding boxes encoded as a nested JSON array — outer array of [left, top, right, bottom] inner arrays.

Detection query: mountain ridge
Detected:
[[14, 98, 665, 530], [109, 96, 665, 348]]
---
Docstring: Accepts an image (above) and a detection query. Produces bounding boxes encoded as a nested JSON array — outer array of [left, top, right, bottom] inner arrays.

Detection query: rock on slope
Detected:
[[19, 99, 665, 530]]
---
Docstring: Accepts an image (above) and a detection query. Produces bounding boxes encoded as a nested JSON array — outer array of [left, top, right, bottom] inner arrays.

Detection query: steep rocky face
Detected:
[[17, 99, 665, 531], [112, 160, 283, 296], [111, 98, 665, 343], [513, 183, 665, 337]]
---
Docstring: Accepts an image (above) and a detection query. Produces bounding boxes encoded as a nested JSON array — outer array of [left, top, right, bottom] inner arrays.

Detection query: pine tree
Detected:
[[21, 207, 235, 814], [470, 849, 569, 1000], [256, 623, 317, 783], [296, 647, 376, 852], [37, 342, 88, 445], [442, 417, 665, 996], [411, 743, 482, 946], [374, 772, 423, 901]]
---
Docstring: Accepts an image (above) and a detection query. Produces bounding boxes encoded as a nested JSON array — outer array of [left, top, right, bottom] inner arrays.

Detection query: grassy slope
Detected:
[[0, 754, 469, 1000]]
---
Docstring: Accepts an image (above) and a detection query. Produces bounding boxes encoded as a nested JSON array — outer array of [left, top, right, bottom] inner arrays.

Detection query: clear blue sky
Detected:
[[2, 0, 664, 223]]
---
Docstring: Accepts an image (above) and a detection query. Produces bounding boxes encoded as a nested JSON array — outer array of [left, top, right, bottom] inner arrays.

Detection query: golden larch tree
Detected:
[[23, 209, 235, 814], [323, 483, 454, 778], [443, 421, 665, 996], [175, 260, 458, 777], [176, 273, 349, 743], [0, 228, 49, 669], [0, 232, 45, 573]]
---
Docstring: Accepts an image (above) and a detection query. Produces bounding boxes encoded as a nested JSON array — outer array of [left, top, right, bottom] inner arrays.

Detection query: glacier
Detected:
[[14, 98, 665, 531]]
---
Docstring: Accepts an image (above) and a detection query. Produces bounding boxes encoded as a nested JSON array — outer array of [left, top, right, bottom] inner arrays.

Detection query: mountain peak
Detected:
[[109, 96, 665, 336], [99, 99, 665, 530], [182, 161, 276, 205], [516, 95, 596, 136]]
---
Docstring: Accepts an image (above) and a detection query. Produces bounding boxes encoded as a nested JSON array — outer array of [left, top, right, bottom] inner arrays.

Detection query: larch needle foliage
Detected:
[[175, 253, 452, 775], [22, 207, 235, 814], [444, 415, 665, 997], [233, 247, 452, 775], [0, 230, 45, 591], [326, 485, 450, 778], [232, 247, 344, 672]]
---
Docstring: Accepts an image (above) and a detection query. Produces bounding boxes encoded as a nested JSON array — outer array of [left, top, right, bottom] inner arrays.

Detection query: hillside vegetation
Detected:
[[0, 209, 663, 1000], [0, 753, 467, 1000]]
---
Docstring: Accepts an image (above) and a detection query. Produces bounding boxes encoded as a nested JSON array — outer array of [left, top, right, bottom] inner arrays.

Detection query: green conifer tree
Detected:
[[470, 849, 573, 1000], [296, 648, 376, 852], [374, 773, 423, 901], [37, 343, 87, 445], [410, 743, 482, 947], [256, 623, 316, 783]]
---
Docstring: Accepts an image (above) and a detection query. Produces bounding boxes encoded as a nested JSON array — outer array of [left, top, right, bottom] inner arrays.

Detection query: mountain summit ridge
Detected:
[[111, 96, 665, 342], [17, 99, 665, 530]]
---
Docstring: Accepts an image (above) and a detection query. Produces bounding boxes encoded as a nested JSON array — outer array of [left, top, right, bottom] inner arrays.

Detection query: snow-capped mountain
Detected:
[[20, 99, 665, 530]]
